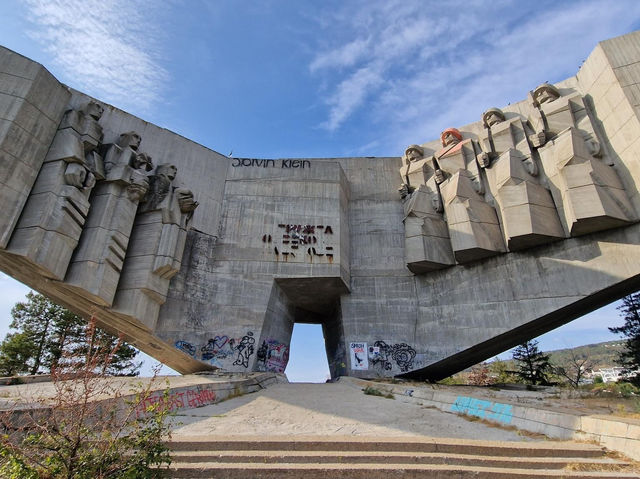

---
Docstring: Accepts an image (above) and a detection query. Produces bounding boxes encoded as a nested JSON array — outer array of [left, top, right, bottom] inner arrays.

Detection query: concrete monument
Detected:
[[1, 31, 640, 380]]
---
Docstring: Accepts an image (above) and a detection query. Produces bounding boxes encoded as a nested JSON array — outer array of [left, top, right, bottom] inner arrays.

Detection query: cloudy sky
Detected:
[[1, 0, 639, 380]]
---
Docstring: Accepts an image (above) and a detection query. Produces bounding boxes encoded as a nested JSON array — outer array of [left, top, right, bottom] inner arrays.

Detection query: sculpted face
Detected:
[[485, 112, 502, 127], [157, 164, 177, 180], [533, 84, 560, 106], [406, 148, 422, 163], [440, 128, 463, 148], [86, 102, 104, 120], [132, 152, 153, 171], [442, 132, 459, 147]]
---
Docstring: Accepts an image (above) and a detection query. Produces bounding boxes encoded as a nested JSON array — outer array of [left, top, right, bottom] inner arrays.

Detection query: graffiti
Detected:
[[231, 158, 310, 169], [368, 341, 416, 372], [451, 396, 513, 424], [233, 332, 255, 368], [350, 342, 369, 370], [186, 388, 216, 408], [175, 331, 256, 368], [256, 339, 290, 373], [135, 391, 185, 418], [201, 335, 235, 362], [175, 340, 196, 357], [135, 387, 218, 418]]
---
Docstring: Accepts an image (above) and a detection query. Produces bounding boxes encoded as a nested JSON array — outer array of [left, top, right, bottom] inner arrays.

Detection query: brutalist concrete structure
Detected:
[[2, 31, 640, 380]]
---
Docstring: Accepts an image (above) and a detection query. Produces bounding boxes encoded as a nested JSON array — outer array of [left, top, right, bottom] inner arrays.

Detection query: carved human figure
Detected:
[[64, 131, 153, 306], [398, 144, 454, 273], [113, 163, 198, 329], [7, 101, 106, 280], [477, 107, 565, 250], [528, 83, 635, 236], [432, 127, 505, 263]]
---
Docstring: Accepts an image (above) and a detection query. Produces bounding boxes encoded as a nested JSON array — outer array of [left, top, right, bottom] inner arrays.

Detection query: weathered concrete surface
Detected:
[[347, 378, 640, 462], [170, 380, 529, 441], [2, 32, 640, 380]]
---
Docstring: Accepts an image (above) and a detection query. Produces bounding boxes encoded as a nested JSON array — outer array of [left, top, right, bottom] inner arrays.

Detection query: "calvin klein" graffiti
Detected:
[[231, 158, 311, 169]]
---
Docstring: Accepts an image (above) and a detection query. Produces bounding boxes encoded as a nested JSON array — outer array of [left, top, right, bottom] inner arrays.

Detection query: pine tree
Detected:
[[512, 340, 552, 385], [0, 292, 140, 376], [609, 294, 640, 385]]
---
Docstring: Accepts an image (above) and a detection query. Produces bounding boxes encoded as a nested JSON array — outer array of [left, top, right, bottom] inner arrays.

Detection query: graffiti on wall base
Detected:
[[135, 387, 217, 419], [173, 331, 256, 368], [451, 396, 513, 424], [368, 341, 416, 372], [256, 339, 290, 373]]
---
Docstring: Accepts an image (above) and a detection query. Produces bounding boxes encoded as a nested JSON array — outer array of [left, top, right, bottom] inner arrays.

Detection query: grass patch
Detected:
[[362, 386, 394, 399]]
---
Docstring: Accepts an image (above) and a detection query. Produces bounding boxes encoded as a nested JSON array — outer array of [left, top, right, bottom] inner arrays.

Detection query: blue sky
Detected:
[[1, 0, 639, 381]]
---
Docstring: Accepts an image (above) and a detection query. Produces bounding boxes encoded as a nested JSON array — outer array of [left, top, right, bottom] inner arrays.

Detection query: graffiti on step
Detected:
[[263, 223, 335, 263], [173, 331, 256, 368], [451, 396, 513, 424], [134, 387, 217, 418], [368, 341, 416, 372], [256, 339, 290, 373]]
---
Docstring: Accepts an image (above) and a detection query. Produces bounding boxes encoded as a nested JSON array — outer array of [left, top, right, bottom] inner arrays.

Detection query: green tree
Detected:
[[0, 292, 140, 377], [512, 340, 552, 385], [609, 294, 640, 385]]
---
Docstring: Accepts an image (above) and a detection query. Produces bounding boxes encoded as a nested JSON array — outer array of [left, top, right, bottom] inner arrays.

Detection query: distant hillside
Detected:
[[546, 340, 626, 370]]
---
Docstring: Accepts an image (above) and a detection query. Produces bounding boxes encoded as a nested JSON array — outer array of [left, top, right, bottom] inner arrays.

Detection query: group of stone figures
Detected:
[[6, 102, 198, 329], [399, 83, 635, 273]]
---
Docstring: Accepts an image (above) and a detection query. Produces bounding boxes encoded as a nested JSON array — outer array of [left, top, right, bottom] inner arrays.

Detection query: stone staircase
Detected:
[[165, 436, 638, 478]]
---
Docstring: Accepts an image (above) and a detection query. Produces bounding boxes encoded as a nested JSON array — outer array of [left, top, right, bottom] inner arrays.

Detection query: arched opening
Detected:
[[285, 323, 330, 383]]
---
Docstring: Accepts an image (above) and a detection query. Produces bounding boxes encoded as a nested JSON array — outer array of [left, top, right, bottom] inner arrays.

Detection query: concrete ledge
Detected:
[[345, 378, 640, 461]]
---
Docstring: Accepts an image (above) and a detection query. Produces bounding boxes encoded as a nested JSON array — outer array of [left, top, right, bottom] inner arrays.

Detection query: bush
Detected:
[[362, 386, 394, 399], [0, 319, 172, 478]]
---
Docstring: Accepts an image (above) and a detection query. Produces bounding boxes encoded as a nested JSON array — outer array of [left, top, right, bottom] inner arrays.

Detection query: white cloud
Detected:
[[24, 0, 168, 114], [322, 65, 383, 131], [308, 0, 640, 154]]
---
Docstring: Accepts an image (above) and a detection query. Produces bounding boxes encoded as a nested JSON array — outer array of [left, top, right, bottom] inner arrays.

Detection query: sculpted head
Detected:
[[403, 144, 424, 164], [156, 163, 177, 181], [532, 83, 560, 107], [117, 131, 142, 151], [482, 107, 505, 128], [440, 128, 463, 147], [132, 152, 153, 171], [84, 101, 104, 120]]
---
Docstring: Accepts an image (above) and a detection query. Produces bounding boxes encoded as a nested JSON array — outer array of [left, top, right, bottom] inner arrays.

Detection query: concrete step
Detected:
[[164, 436, 638, 478], [165, 462, 639, 479], [167, 436, 607, 458], [170, 449, 631, 469]]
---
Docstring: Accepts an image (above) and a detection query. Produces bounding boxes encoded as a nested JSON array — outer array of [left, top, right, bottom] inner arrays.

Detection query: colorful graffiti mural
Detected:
[[451, 396, 513, 424], [256, 339, 290, 373], [173, 331, 256, 368]]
